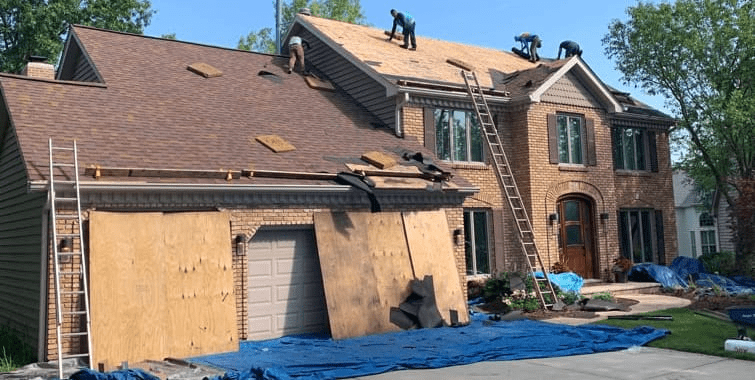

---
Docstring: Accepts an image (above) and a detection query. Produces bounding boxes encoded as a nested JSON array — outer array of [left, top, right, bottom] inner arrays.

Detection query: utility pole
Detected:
[[275, 0, 282, 54]]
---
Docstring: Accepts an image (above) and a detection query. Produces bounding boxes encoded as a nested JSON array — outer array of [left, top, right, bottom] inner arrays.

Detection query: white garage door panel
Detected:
[[247, 228, 328, 340]]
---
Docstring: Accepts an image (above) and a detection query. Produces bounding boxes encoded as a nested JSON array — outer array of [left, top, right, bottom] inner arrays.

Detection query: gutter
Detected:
[[29, 181, 352, 193]]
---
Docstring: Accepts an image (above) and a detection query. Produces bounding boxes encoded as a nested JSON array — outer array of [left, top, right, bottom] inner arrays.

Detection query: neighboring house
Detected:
[[288, 13, 677, 281], [0, 25, 475, 363], [673, 171, 734, 257]]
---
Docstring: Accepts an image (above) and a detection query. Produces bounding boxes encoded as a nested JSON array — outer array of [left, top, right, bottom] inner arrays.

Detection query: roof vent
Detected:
[[187, 62, 222, 78], [22, 55, 55, 80], [298, 8, 312, 16]]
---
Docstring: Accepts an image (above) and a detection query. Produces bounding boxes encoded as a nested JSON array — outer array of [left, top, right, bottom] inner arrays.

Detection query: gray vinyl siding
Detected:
[[301, 30, 396, 130], [716, 199, 736, 254], [0, 113, 45, 352]]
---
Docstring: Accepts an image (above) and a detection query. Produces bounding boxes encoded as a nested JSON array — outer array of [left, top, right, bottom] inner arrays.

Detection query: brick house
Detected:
[[0, 25, 475, 364], [287, 14, 677, 280]]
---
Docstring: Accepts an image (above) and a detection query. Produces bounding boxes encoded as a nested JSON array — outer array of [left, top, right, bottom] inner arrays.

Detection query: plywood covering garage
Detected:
[[313, 210, 467, 340], [88, 211, 237, 365]]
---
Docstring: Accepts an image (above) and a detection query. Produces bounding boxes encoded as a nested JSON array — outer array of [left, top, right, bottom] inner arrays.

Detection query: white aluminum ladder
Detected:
[[48, 139, 93, 378], [460, 71, 558, 309]]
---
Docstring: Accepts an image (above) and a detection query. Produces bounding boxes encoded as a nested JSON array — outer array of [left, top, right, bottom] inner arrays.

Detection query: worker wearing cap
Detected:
[[558, 40, 582, 59], [387, 9, 416, 50], [287, 36, 310, 74]]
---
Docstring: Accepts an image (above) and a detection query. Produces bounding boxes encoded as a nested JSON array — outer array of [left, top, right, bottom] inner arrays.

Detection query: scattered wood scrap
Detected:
[[446, 58, 474, 72], [187, 62, 222, 78], [304, 75, 335, 91], [361, 151, 397, 169], [383, 30, 404, 41], [255, 135, 296, 153]]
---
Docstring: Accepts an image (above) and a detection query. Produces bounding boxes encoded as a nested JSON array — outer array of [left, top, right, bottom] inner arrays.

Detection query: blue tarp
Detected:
[[193, 315, 668, 380], [535, 271, 584, 294], [628, 263, 688, 288], [627, 256, 755, 295], [69, 368, 159, 380]]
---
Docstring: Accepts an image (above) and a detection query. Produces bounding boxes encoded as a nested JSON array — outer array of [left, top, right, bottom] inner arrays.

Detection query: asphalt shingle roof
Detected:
[[1, 25, 451, 186]]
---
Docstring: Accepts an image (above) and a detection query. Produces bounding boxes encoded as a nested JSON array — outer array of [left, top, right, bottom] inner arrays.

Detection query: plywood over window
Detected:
[[89, 211, 237, 365]]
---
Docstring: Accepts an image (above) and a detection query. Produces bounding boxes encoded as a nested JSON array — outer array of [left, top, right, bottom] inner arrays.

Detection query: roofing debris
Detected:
[[360, 150, 397, 169], [187, 62, 223, 78], [255, 135, 296, 153], [445, 58, 474, 72]]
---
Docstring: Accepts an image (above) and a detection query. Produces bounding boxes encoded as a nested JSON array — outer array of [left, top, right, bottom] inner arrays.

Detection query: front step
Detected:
[[581, 281, 662, 297]]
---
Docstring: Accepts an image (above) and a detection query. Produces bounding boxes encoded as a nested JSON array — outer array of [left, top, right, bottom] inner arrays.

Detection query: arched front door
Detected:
[[557, 195, 597, 278]]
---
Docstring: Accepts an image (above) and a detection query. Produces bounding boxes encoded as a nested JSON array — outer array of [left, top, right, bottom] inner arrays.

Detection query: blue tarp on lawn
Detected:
[[192, 315, 668, 380]]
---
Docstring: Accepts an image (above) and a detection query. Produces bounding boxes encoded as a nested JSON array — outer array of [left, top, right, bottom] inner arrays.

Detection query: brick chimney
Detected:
[[21, 56, 55, 80]]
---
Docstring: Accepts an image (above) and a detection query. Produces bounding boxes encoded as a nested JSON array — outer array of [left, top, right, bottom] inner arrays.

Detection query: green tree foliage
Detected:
[[604, 0, 755, 268], [0, 0, 154, 73], [238, 0, 366, 53]]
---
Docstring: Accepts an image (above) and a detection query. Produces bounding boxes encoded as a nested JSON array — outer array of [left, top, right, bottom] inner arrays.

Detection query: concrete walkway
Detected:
[[352, 294, 755, 380]]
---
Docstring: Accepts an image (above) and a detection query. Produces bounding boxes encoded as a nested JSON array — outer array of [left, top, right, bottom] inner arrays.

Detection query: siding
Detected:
[[0, 110, 45, 354], [302, 30, 396, 130]]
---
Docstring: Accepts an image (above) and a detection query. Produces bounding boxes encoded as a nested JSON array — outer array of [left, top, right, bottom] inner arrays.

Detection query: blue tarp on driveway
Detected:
[[192, 315, 668, 380]]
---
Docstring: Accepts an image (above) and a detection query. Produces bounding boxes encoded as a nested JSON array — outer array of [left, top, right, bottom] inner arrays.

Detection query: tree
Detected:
[[0, 0, 154, 73], [238, 0, 366, 54], [604, 0, 755, 272]]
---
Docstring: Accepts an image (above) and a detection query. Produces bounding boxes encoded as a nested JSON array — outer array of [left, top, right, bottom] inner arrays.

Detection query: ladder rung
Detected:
[[55, 214, 79, 220], [59, 271, 82, 276], [55, 197, 78, 203], [52, 146, 75, 151], [52, 163, 76, 168], [61, 290, 85, 295], [57, 233, 79, 238], [62, 353, 90, 360], [62, 332, 89, 338], [64, 311, 88, 316], [57, 251, 82, 257]]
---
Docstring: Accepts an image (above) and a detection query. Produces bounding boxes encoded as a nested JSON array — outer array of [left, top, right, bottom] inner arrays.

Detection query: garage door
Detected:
[[247, 228, 329, 340]]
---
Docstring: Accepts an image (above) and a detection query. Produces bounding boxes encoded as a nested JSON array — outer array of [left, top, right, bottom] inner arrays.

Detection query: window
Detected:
[[434, 109, 483, 162], [700, 230, 717, 255], [690, 231, 697, 258], [613, 127, 658, 171], [464, 210, 490, 275], [698, 212, 717, 255], [618, 209, 658, 264], [557, 114, 583, 164]]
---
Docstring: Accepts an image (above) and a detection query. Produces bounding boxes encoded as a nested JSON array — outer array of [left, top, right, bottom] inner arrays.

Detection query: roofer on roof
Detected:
[[387, 9, 416, 50], [287, 36, 310, 74], [557, 40, 582, 59]]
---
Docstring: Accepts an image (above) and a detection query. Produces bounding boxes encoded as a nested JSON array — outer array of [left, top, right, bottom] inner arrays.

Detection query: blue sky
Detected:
[[144, 0, 668, 114]]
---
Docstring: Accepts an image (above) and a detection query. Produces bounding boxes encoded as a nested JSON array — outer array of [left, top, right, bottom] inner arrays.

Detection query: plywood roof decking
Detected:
[[1, 25, 468, 190], [301, 15, 539, 89]]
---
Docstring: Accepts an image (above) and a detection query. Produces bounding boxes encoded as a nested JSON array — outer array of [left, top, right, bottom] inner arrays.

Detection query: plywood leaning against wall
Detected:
[[89, 211, 237, 365], [313, 212, 414, 339], [313, 210, 468, 340], [402, 210, 469, 325]]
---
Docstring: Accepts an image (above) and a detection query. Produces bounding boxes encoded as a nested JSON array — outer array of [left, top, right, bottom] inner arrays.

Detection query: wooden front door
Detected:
[[558, 196, 596, 278]]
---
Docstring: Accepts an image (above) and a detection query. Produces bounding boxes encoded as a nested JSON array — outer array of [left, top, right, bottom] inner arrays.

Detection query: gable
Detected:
[[540, 71, 602, 109], [57, 28, 103, 83]]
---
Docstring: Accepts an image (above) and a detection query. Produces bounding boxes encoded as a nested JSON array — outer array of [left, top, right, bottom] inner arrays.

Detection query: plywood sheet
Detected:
[[313, 211, 413, 339], [89, 211, 237, 365], [402, 210, 469, 325], [255, 135, 296, 153]]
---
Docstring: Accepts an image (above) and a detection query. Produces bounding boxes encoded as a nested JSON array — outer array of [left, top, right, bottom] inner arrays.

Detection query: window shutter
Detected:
[[492, 209, 505, 273], [423, 107, 436, 152], [655, 210, 666, 264], [585, 118, 596, 166], [547, 114, 559, 164], [648, 130, 658, 172], [618, 211, 629, 259], [612, 128, 623, 170]]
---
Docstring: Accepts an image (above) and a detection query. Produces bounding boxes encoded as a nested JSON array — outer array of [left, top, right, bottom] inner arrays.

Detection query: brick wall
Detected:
[[400, 98, 677, 282]]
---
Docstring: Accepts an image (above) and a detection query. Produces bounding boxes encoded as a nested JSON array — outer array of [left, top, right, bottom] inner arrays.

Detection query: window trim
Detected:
[[433, 108, 485, 163], [464, 209, 492, 276], [613, 127, 658, 172], [548, 112, 596, 166]]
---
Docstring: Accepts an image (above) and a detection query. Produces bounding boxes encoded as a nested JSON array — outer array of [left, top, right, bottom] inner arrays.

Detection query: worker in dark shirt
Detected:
[[557, 40, 582, 59], [387, 9, 416, 50]]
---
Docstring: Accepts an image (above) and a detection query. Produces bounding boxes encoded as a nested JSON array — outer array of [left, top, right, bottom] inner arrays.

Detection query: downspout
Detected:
[[37, 193, 50, 361], [395, 92, 409, 137]]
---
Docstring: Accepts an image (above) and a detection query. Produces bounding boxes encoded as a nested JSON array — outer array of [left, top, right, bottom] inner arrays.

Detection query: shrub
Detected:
[[482, 272, 512, 302], [700, 251, 736, 276]]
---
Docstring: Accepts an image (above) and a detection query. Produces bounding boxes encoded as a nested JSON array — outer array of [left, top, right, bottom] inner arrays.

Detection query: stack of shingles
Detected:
[[390, 275, 451, 330]]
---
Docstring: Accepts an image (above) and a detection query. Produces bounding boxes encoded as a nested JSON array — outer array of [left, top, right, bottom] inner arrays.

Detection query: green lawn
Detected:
[[594, 307, 755, 361]]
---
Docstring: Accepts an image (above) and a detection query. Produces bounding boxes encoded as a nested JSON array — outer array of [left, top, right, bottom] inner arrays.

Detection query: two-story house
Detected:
[[287, 13, 677, 281]]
